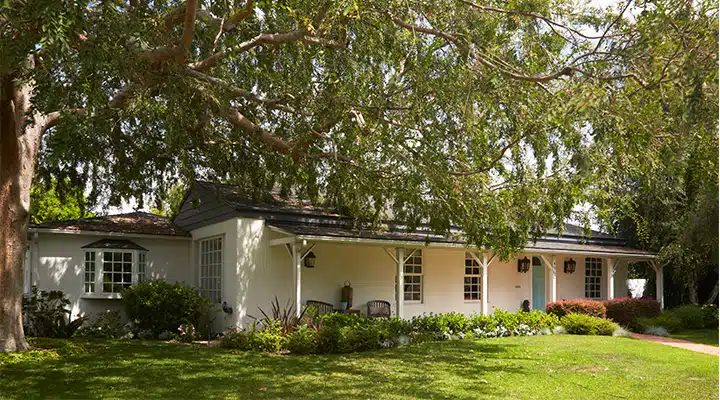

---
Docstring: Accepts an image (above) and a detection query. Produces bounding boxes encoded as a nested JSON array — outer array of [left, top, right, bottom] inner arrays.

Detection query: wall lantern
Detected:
[[564, 258, 576, 274], [517, 256, 531, 273], [304, 251, 316, 268]]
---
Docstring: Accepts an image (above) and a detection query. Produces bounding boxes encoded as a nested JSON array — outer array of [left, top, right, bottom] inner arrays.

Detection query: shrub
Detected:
[[546, 299, 606, 319], [178, 323, 198, 342], [410, 312, 468, 334], [603, 297, 660, 329], [286, 325, 319, 354], [220, 328, 251, 350], [560, 313, 617, 336], [121, 280, 212, 338], [22, 286, 85, 338], [249, 320, 287, 352], [75, 310, 129, 339], [666, 305, 707, 329], [701, 304, 718, 329], [635, 313, 682, 333], [612, 326, 632, 337]]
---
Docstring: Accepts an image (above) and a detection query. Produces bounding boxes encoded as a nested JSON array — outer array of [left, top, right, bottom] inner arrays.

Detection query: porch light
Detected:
[[564, 258, 576, 274], [304, 251, 316, 268], [517, 257, 531, 273]]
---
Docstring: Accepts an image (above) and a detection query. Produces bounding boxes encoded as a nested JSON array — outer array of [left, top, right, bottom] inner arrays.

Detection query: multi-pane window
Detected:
[[102, 251, 133, 293], [403, 249, 423, 302], [464, 253, 481, 301], [199, 237, 223, 303], [138, 252, 146, 283], [585, 258, 602, 299], [84, 251, 96, 293]]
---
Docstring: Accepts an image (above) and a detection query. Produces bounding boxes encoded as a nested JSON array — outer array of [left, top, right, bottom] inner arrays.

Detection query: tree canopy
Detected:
[[6, 0, 716, 257]]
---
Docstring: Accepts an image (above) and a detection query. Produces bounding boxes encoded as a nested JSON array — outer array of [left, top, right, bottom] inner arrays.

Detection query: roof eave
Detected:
[[28, 227, 192, 240]]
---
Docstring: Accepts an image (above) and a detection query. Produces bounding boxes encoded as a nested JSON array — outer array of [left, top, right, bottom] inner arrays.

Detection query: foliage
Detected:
[[701, 304, 719, 329], [635, 314, 683, 334], [29, 177, 92, 224], [560, 313, 618, 336], [546, 299, 606, 319], [286, 325, 319, 355], [612, 326, 633, 338], [251, 296, 305, 335], [75, 310, 129, 339], [222, 310, 559, 354], [603, 297, 660, 328], [21, 287, 85, 338], [150, 181, 186, 220], [178, 323, 198, 343], [666, 305, 709, 330], [121, 281, 212, 338]]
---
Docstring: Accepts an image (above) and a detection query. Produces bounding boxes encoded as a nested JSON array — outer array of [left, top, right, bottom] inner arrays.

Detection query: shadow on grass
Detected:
[[0, 339, 523, 399]]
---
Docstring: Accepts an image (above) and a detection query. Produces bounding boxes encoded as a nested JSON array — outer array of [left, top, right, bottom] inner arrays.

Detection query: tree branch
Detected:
[[450, 134, 525, 176], [180, 0, 199, 61]]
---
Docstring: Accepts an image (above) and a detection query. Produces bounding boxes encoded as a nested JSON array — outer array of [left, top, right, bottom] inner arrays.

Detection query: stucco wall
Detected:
[[32, 233, 192, 319]]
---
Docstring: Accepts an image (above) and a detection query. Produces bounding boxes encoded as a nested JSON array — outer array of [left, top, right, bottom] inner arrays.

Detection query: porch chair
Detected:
[[366, 300, 391, 318], [305, 300, 334, 316]]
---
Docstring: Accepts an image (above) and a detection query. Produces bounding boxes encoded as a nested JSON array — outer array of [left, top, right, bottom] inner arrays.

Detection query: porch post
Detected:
[[396, 248, 405, 318], [291, 242, 302, 318], [550, 255, 557, 303], [482, 252, 489, 315], [607, 257, 616, 300], [653, 261, 664, 310]]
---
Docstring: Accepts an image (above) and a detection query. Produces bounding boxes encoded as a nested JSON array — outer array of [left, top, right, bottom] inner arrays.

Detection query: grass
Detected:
[[0, 335, 717, 400], [669, 329, 719, 346]]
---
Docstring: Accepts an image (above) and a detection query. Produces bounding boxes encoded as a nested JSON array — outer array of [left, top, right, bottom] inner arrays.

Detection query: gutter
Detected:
[[28, 227, 192, 241]]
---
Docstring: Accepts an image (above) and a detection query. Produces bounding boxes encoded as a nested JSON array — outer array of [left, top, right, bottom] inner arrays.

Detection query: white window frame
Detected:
[[585, 257, 602, 300], [82, 249, 147, 297], [138, 252, 147, 283], [198, 236, 223, 304], [464, 252, 481, 302], [403, 249, 423, 303]]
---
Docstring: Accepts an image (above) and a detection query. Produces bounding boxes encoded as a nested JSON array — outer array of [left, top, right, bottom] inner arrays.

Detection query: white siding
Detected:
[[32, 233, 192, 319]]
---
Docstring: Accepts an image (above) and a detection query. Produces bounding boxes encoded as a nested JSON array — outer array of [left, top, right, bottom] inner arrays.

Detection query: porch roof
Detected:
[[268, 221, 656, 259]]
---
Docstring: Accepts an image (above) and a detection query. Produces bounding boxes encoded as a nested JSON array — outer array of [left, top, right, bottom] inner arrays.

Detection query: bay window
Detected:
[[81, 239, 148, 296]]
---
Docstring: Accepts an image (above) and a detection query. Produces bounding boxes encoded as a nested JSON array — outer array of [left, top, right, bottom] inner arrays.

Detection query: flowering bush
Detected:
[[178, 323, 197, 342], [603, 297, 660, 329], [546, 299, 606, 319]]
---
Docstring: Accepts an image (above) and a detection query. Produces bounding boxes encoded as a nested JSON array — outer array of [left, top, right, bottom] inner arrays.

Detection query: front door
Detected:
[[532, 257, 545, 310]]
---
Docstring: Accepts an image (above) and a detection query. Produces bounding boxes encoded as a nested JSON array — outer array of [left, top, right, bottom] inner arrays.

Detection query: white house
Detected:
[[25, 181, 661, 330]]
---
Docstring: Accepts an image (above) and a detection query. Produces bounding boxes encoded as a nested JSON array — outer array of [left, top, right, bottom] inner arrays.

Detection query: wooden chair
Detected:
[[366, 300, 391, 318], [305, 300, 334, 316]]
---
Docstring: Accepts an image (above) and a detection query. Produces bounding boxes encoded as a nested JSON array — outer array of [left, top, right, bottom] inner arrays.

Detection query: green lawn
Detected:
[[0, 335, 717, 400], [669, 329, 719, 346]]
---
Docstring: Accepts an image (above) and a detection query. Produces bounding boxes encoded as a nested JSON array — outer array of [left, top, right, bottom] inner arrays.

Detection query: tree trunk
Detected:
[[705, 281, 718, 305], [0, 71, 44, 353], [688, 270, 699, 305]]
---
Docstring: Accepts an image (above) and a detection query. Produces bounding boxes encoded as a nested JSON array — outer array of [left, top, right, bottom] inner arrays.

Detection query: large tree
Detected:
[[1, 0, 715, 351]]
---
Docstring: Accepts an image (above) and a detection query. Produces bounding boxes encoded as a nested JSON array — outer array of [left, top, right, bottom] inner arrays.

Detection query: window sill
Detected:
[[404, 301, 423, 305], [464, 300, 482, 303], [80, 293, 123, 300]]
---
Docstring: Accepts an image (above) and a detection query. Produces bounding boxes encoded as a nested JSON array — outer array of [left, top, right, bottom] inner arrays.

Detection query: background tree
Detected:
[[1, 0, 715, 352], [150, 181, 186, 220], [29, 178, 93, 224]]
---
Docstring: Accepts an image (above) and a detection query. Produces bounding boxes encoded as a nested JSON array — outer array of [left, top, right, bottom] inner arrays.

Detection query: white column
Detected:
[[607, 257, 615, 300], [528, 256, 533, 308], [396, 248, 405, 318], [292, 242, 302, 318], [550, 255, 557, 303], [656, 263, 664, 310], [481, 253, 489, 315]]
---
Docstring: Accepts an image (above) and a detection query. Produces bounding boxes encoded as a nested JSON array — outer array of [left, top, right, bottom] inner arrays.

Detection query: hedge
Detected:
[[603, 297, 660, 328], [546, 299, 606, 319]]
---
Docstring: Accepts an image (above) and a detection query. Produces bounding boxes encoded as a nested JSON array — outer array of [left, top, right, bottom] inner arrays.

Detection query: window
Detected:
[[464, 253, 481, 301], [138, 252, 146, 283], [199, 237, 223, 303], [403, 249, 422, 302], [84, 251, 96, 293], [585, 258, 602, 299], [102, 251, 133, 293]]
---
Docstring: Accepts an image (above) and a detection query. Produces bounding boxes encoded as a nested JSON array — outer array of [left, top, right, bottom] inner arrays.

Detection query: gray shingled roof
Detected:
[[30, 212, 190, 237]]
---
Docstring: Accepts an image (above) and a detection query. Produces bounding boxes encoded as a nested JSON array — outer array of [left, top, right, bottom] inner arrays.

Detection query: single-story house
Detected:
[[25, 181, 661, 330]]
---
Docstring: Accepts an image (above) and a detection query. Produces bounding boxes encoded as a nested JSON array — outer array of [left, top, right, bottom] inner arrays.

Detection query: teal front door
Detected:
[[532, 257, 545, 310]]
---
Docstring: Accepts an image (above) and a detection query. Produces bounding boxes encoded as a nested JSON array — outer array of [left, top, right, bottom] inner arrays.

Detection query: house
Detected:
[[25, 181, 660, 330]]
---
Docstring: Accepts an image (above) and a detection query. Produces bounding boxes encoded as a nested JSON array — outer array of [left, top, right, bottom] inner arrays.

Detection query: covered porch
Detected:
[[268, 226, 660, 319]]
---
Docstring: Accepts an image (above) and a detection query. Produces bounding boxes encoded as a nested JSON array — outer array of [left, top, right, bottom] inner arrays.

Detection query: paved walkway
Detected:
[[631, 333, 719, 356]]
